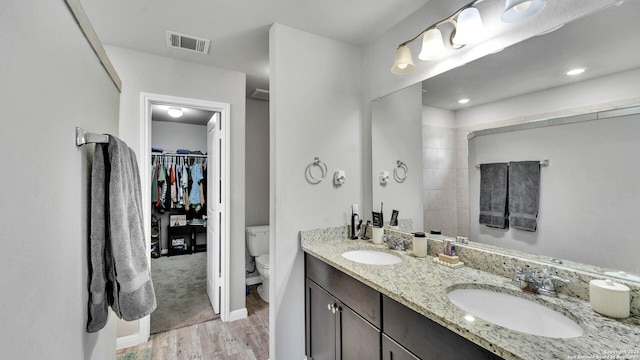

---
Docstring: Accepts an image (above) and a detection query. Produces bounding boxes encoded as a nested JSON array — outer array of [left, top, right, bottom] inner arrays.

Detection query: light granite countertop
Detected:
[[301, 234, 640, 360]]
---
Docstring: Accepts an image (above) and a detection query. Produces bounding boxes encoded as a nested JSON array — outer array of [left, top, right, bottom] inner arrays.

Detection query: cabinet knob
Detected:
[[331, 306, 336, 314], [327, 303, 332, 311]]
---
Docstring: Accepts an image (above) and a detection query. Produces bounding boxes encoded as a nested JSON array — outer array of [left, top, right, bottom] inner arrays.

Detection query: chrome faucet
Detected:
[[504, 264, 570, 297]]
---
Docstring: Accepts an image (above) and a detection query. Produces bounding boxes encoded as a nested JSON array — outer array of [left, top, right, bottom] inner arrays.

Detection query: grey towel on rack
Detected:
[[107, 136, 157, 321], [508, 161, 541, 232], [87, 136, 157, 332], [479, 163, 509, 229], [88, 143, 110, 333]]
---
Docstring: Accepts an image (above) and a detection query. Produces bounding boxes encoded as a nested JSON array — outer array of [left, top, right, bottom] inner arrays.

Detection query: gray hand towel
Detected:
[[508, 161, 540, 232], [479, 163, 508, 229]]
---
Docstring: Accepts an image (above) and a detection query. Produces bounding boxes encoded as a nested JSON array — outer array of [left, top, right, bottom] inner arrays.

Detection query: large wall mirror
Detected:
[[370, 0, 640, 282]]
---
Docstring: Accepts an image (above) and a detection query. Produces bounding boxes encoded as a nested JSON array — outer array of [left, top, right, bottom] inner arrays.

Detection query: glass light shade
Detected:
[[168, 107, 183, 118], [418, 28, 445, 61], [390, 45, 416, 74], [452, 7, 484, 46], [501, 0, 546, 23]]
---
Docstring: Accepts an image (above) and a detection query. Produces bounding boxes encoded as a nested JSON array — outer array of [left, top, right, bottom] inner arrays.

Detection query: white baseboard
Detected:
[[227, 308, 248, 322], [117, 333, 143, 350], [245, 275, 262, 286]]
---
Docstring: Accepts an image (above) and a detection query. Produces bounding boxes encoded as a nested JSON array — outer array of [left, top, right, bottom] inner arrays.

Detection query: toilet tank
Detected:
[[246, 225, 270, 257]]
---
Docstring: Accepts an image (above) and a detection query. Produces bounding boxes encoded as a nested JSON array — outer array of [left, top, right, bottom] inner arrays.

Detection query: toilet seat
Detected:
[[256, 254, 270, 269]]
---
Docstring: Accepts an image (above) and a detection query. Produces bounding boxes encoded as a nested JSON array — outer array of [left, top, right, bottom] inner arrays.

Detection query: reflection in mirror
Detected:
[[370, 1, 640, 282]]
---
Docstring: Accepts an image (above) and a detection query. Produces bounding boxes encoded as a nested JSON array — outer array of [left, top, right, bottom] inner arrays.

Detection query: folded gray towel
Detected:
[[479, 163, 508, 229], [508, 161, 540, 232]]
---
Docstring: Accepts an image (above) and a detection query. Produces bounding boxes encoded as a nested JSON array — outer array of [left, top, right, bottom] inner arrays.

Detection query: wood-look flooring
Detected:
[[117, 285, 269, 360]]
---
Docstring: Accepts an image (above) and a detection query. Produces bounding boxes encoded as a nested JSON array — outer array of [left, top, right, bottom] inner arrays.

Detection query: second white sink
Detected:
[[341, 250, 401, 265], [447, 288, 583, 338]]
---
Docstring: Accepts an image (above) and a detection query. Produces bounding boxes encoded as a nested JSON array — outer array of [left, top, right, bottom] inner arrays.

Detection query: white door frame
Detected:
[[136, 92, 231, 343]]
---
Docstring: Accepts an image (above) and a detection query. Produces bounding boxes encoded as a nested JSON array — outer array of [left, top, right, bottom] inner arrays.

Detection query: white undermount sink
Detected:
[[341, 250, 401, 265], [447, 288, 583, 338]]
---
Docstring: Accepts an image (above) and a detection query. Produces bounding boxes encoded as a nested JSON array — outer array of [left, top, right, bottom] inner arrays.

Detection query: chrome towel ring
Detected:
[[394, 160, 408, 182], [305, 157, 328, 184]]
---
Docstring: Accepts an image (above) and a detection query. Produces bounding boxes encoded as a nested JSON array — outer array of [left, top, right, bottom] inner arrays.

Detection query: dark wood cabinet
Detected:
[[382, 334, 420, 360], [305, 254, 381, 360], [306, 279, 380, 360], [306, 280, 337, 360], [383, 295, 501, 360], [304, 253, 502, 360]]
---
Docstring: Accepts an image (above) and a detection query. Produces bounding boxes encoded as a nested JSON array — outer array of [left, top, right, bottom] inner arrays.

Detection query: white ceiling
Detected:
[[79, 0, 432, 96], [422, 1, 640, 110], [152, 104, 217, 125]]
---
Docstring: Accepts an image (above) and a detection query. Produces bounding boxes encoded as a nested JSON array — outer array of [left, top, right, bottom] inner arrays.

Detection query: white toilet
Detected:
[[246, 225, 270, 303]]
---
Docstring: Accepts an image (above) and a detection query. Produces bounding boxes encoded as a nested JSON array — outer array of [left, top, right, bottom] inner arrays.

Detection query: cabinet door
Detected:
[[382, 334, 419, 360], [306, 280, 337, 360], [337, 302, 381, 360]]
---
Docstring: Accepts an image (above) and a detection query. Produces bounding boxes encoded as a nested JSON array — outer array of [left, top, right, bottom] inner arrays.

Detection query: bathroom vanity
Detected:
[[305, 254, 499, 359], [301, 227, 640, 360]]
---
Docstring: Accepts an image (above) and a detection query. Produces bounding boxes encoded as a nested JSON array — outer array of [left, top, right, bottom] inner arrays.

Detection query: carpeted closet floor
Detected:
[[150, 252, 218, 334]]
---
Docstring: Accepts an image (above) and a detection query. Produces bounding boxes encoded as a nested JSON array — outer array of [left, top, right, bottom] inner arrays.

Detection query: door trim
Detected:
[[124, 92, 231, 345]]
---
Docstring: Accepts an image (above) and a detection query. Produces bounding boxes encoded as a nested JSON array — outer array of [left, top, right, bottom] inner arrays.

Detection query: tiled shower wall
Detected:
[[422, 124, 465, 237]]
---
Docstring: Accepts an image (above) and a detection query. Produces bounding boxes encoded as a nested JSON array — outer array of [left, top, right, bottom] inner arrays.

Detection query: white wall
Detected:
[[152, 121, 208, 154], [270, 23, 362, 360], [245, 99, 270, 227], [468, 116, 640, 275], [0, 1, 119, 359], [371, 83, 423, 230], [103, 45, 247, 329], [245, 98, 270, 281]]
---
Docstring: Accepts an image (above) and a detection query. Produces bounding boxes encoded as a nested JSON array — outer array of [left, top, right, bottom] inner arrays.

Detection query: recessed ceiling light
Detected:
[[458, 98, 470, 104], [566, 67, 587, 76], [168, 107, 183, 118]]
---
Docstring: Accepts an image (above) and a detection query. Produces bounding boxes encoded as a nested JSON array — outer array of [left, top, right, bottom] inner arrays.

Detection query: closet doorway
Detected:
[[138, 93, 231, 343]]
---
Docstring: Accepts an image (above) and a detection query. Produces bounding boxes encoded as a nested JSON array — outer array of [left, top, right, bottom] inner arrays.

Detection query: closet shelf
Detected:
[[152, 152, 208, 158]]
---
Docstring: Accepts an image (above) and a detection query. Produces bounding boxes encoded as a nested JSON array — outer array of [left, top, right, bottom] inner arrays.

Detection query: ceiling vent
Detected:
[[250, 89, 270, 101], [166, 31, 210, 55]]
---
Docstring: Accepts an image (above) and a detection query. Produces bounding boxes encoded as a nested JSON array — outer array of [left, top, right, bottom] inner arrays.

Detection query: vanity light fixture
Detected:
[[391, 0, 549, 75], [501, 0, 546, 23], [168, 107, 183, 118], [452, 6, 485, 47], [566, 67, 587, 76], [391, 0, 486, 74], [390, 45, 416, 74]]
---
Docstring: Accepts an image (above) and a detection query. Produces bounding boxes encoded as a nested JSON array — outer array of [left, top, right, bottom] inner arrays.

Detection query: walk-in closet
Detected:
[[149, 104, 217, 335]]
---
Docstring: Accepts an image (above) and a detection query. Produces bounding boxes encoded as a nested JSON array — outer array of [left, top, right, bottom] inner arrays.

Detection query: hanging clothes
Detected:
[[151, 164, 158, 203], [170, 163, 177, 204], [189, 162, 204, 205], [156, 163, 166, 210]]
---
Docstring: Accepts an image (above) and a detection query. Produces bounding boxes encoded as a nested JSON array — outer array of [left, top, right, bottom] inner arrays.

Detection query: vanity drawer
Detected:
[[305, 253, 381, 328], [382, 295, 501, 360]]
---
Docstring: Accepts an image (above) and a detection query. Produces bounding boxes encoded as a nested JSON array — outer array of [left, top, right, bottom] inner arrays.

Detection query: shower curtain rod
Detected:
[[76, 127, 109, 146], [475, 159, 549, 169]]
